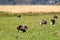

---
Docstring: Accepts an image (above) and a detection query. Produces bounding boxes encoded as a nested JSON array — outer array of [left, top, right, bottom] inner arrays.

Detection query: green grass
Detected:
[[0, 13, 60, 40]]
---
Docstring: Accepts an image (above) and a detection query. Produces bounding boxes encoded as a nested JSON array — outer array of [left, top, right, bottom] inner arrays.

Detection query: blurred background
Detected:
[[0, 0, 60, 5]]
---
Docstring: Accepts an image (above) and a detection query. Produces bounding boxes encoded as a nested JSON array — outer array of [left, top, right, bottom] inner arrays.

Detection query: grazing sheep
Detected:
[[17, 15, 21, 17], [53, 15, 58, 19], [40, 19, 47, 25], [50, 18, 55, 25], [17, 25, 27, 32]]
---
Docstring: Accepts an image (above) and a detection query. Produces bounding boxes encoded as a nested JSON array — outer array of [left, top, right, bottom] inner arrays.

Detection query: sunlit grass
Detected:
[[0, 13, 60, 40]]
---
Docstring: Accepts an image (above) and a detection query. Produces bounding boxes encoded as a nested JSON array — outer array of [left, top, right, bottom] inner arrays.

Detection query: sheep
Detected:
[[53, 15, 58, 19], [17, 15, 21, 17], [50, 18, 55, 25], [17, 25, 27, 32], [40, 19, 47, 25]]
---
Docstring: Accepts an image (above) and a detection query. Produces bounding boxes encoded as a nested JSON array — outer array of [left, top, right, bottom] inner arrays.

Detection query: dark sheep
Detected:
[[17, 25, 27, 32], [17, 15, 21, 17], [53, 15, 58, 19], [50, 18, 55, 25], [40, 19, 47, 25]]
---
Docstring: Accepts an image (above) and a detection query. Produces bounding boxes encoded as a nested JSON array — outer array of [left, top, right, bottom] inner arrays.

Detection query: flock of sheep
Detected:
[[16, 15, 58, 33], [40, 15, 58, 25]]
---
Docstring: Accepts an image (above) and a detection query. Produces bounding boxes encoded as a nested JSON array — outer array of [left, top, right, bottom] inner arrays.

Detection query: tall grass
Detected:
[[0, 11, 60, 17]]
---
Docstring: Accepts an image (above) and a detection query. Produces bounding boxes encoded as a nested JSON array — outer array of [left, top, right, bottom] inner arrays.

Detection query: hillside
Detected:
[[0, 5, 60, 13]]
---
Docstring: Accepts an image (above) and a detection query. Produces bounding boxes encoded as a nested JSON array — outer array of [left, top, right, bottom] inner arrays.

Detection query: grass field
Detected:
[[0, 13, 60, 40]]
